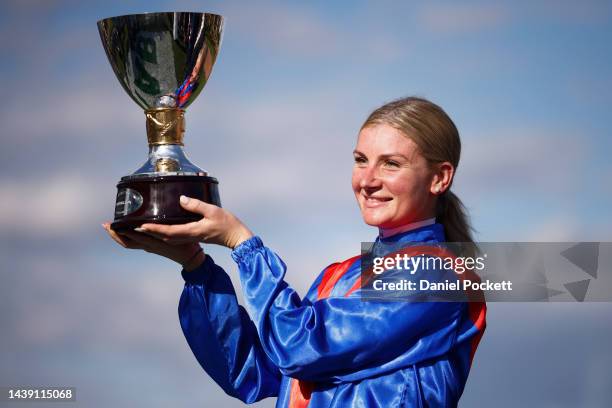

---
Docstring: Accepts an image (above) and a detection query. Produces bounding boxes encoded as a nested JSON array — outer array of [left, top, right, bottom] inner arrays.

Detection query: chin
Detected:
[[361, 212, 392, 228], [362, 218, 381, 227]]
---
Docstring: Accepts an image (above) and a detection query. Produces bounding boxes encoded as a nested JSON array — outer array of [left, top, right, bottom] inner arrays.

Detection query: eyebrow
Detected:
[[353, 150, 410, 161]]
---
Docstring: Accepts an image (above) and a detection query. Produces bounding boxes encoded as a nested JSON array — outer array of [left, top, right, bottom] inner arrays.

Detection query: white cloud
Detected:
[[191, 1, 406, 62], [0, 172, 110, 236], [8, 253, 184, 348], [418, 3, 509, 34], [2, 79, 139, 146], [458, 127, 587, 196], [522, 214, 581, 241]]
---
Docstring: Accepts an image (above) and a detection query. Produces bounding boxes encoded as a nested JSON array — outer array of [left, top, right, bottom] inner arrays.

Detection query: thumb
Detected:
[[180, 195, 215, 216]]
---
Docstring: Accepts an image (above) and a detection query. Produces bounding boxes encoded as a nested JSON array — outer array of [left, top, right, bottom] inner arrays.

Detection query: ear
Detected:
[[430, 162, 454, 195]]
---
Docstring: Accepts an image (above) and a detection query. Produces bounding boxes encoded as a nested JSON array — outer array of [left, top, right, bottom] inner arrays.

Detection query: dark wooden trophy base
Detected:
[[110, 174, 220, 233]]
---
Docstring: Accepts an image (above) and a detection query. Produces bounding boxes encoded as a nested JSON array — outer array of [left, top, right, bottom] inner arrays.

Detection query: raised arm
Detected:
[[103, 216, 281, 404]]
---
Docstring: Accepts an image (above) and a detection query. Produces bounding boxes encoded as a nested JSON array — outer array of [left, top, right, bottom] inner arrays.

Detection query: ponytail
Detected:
[[437, 190, 478, 258]]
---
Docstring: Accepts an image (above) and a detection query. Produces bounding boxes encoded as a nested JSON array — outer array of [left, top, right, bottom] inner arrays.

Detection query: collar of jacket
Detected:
[[377, 222, 446, 245], [378, 217, 437, 239]]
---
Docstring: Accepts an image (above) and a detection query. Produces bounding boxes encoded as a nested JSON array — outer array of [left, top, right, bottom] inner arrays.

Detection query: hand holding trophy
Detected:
[[97, 12, 224, 232]]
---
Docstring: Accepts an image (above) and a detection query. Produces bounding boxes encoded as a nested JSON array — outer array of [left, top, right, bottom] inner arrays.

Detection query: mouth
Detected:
[[362, 194, 392, 208]]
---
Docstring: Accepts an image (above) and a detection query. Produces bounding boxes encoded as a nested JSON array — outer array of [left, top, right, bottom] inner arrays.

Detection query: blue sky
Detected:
[[1, 1, 611, 406]]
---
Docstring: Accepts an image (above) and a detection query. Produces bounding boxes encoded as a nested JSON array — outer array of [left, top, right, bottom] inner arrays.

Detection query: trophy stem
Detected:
[[145, 108, 185, 145]]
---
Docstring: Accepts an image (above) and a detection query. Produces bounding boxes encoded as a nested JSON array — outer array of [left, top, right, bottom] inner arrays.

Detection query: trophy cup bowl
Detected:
[[97, 12, 224, 232]]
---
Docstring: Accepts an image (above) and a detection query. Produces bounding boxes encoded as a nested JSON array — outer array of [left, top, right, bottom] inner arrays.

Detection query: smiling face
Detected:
[[352, 124, 440, 229]]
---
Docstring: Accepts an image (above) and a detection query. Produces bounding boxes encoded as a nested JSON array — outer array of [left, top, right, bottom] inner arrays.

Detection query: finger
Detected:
[[103, 223, 143, 248], [179, 195, 217, 216], [136, 228, 200, 245], [161, 236, 202, 245], [102, 223, 145, 249], [103, 223, 128, 247], [133, 227, 166, 240], [122, 230, 167, 247], [138, 221, 202, 239]]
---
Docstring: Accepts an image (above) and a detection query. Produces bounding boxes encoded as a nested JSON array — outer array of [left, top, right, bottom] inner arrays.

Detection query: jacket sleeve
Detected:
[[231, 236, 466, 384], [178, 254, 282, 403]]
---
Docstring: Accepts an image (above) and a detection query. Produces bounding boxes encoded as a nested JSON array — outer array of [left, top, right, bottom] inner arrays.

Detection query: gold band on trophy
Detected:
[[145, 108, 186, 145]]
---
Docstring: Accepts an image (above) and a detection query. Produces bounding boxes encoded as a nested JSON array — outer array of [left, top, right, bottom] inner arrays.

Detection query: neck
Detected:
[[378, 217, 436, 239]]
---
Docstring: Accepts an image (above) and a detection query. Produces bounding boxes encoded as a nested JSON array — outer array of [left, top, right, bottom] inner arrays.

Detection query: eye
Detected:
[[383, 159, 400, 168], [354, 156, 367, 165]]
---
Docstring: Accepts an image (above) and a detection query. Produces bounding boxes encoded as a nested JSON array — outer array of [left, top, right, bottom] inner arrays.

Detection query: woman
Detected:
[[104, 96, 486, 407]]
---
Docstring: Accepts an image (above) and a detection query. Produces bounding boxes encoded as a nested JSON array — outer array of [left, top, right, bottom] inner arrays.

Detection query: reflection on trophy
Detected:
[[97, 12, 224, 232]]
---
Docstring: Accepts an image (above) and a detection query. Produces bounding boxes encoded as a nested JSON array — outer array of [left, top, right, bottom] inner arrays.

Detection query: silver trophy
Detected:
[[97, 12, 224, 231]]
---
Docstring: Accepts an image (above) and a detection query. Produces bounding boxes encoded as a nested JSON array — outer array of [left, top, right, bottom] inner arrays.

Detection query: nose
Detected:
[[359, 164, 382, 189]]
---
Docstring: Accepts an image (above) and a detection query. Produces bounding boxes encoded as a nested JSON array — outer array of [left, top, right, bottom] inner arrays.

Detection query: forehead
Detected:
[[356, 124, 419, 155]]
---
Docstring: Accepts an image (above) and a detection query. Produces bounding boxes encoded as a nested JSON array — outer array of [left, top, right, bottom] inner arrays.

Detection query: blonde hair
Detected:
[[362, 96, 476, 255]]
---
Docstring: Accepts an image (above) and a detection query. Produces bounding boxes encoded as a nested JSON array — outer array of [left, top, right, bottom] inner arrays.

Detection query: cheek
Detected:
[[395, 176, 434, 216], [383, 174, 414, 198], [351, 168, 361, 193], [382, 172, 426, 213]]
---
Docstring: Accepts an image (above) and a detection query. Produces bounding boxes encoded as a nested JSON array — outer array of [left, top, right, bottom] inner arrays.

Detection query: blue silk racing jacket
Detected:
[[178, 223, 486, 407]]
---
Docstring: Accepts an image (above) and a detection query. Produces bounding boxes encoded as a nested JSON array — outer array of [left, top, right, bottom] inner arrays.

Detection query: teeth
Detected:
[[364, 196, 389, 204]]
